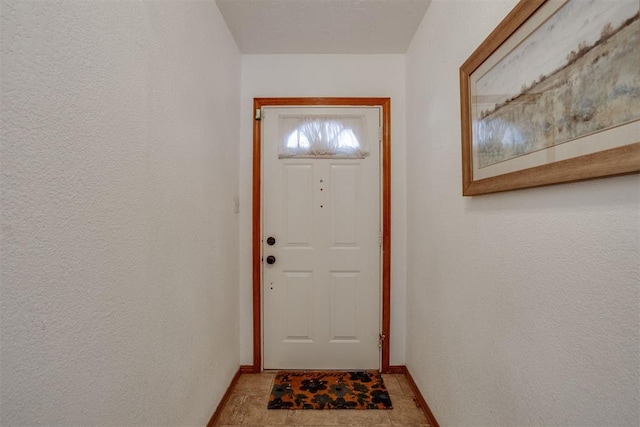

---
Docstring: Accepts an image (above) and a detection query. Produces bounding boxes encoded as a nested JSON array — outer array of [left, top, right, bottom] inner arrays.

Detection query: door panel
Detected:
[[330, 271, 359, 340], [330, 164, 358, 246], [283, 271, 313, 341], [283, 164, 313, 246], [262, 106, 381, 370]]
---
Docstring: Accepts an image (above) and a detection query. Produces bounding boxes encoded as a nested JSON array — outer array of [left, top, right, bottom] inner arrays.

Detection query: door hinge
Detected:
[[378, 126, 382, 141], [379, 232, 383, 247], [255, 108, 262, 120], [378, 333, 386, 349]]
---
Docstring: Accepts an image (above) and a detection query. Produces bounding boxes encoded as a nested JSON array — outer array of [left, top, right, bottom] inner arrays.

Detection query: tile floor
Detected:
[[215, 372, 431, 426]]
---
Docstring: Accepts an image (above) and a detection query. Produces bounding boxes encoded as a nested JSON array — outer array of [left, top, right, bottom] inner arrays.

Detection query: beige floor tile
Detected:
[[284, 409, 340, 425], [284, 425, 377, 427], [386, 395, 430, 426], [394, 375, 414, 397], [333, 425, 391, 427], [282, 425, 338, 427], [336, 409, 391, 425], [218, 393, 287, 425], [380, 374, 403, 398], [216, 373, 431, 427], [233, 373, 277, 396]]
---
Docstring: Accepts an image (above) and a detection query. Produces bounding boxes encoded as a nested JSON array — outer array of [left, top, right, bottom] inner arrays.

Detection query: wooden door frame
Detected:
[[252, 97, 391, 373]]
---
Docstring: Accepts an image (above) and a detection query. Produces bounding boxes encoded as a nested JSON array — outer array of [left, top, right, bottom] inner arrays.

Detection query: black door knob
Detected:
[[266, 255, 276, 265], [267, 236, 276, 246]]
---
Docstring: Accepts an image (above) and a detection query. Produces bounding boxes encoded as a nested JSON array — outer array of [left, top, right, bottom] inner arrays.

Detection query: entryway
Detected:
[[212, 372, 431, 426]]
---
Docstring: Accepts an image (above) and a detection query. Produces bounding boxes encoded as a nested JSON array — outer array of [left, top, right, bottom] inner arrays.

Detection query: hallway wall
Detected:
[[1, 2, 241, 425], [239, 54, 407, 366], [405, 1, 640, 425]]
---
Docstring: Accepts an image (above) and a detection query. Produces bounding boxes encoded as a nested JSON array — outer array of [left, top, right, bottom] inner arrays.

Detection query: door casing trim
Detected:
[[252, 97, 391, 372]]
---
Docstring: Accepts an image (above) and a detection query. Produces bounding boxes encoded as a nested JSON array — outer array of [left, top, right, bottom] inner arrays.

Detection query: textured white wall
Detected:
[[405, 1, 640, 425], [239, 55, 407, 366], [1, 1, 241, 425]]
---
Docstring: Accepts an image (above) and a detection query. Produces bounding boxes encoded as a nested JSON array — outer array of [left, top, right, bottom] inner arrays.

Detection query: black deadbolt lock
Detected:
[[267, 236, 276, 246], [266, 255, 276, 265]]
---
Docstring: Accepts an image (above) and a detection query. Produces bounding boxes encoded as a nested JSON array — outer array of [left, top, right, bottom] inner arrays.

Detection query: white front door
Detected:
[[262, 106, 381, 370]]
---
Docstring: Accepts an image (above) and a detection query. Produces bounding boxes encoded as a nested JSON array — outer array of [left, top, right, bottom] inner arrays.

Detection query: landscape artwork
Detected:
[[470, 0, 640, 173]]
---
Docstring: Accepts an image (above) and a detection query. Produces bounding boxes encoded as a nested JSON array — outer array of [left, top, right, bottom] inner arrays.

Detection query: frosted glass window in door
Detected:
[[278, 115, 369, 159]]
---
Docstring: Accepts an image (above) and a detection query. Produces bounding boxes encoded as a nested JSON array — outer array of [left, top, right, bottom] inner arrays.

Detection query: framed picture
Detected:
[[460, 0, 640, 196]]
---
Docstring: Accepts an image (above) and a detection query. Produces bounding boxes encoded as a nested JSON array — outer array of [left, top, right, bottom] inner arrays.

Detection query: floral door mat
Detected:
[[267, 370, 393, 409]]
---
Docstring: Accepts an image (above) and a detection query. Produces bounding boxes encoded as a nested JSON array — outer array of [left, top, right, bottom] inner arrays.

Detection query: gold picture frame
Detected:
[[460, 0, 640, 196]]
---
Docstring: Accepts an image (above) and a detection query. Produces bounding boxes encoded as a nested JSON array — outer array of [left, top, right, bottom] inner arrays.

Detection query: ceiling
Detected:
[[215, 0, 432, 54]]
